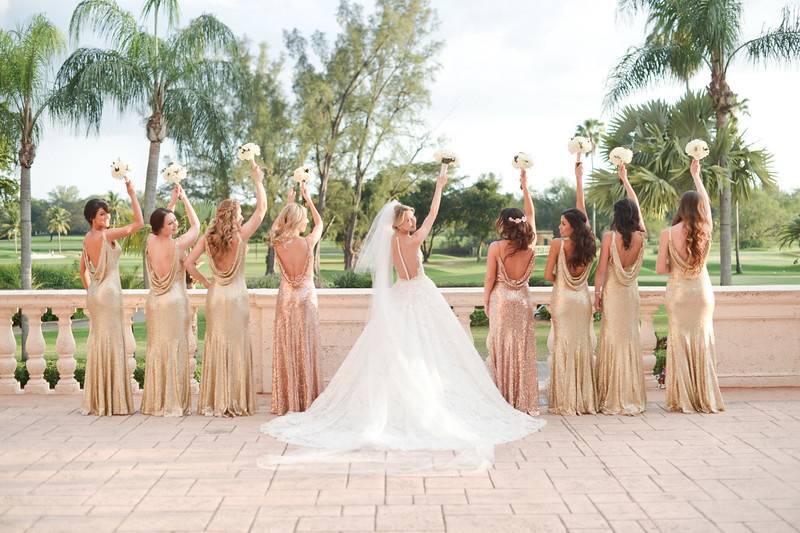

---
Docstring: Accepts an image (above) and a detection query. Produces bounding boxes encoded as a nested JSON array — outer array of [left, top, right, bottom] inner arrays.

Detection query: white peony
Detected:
[[685, 138, 710, 161], [293, 165, 314, 184], [110, 158, 132, 180], [567, 136, 593, 155], [609, 146, 633, 166], [434, 149, 458, 166], [237, 142, 261, 162], [162, 162, 187, 184], [512, 152, 533, 170]]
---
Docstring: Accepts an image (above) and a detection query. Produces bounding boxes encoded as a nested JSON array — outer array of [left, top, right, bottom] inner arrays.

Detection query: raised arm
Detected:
[[520, 169, 537, 239], [106, 178, 144, 242], [412, 164, 448, 245], [175, 184, 200, 250], [575, 153, 587, 219], [240, 161, 268, 241], [619, 164, 645, 234], [300, 181, 324, 245], [183, 235, 211, 289], [690, 159, 712, 231], [594, 232, 612, 311], [483, 242, 499, 315], [166, 183, 179, 212]]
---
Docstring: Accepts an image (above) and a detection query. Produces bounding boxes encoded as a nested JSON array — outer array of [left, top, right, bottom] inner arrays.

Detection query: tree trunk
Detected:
[[715, 111, 733, 286], [265, 245, 275, 276], [312, 156, 331, 286], [475, 238, 484, 261], [58, 233, 62, 254], [144, 112, 166, 289], [735, 200, 742, 274], [19, 139, 34, 362]]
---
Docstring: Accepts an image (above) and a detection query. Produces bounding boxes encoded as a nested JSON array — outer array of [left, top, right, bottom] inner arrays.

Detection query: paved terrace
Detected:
[[1, 389, 799, 533]]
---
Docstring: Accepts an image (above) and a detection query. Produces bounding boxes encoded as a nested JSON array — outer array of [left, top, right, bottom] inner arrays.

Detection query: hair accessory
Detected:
[[508, 215, 527, 224]]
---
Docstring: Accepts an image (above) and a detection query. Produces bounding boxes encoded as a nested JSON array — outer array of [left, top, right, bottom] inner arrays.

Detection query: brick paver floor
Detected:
[[1, 388, 799, 532]]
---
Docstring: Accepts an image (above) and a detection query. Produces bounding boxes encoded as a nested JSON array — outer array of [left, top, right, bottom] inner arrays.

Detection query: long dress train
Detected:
[[665, 227, 724, 413], [198, 236, 256, 417], [595, 231, 646, 415], [81, 234, 133, 415], [271, 236, 322, 415], [548, 240, 596, 415], [486, 248, 539, 414], [141, 241, 192, 416]]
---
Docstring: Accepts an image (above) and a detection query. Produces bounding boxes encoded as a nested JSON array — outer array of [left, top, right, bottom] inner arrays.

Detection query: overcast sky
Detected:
[[1, 0, 798, 200]]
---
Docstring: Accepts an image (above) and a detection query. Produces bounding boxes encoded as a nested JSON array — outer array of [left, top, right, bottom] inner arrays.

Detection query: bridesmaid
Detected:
[[79, 177, 144, 415], [483, 167, 539, 414], [184, 160, 267, 417], [269, 181, 324, 415], [141, 183, 200, 416], [543, 153, 597, 415], [594, 163, 647, 415], [656, 158, 724, 413]]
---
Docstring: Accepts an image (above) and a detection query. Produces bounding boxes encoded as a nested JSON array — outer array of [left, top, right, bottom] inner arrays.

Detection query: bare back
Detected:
[[561, 239, 589, 278], [667, 222, 694, 263], [146, 235, 177, 279], [83, 231, 115, 269], [275, 236, 312, 278], [495, 240, 534, 280], [209, 233, 242, 273], [613, 231, 645, 270], [392, 235, 421, 280]]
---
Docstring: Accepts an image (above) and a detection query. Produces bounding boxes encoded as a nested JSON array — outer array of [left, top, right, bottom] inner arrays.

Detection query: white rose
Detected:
[[609, 146, 633, 166], [110, 158, 132, 180], [685, 138, 710, 161], [511, 152, 533, 170], [162, 162, 187, 184], [567, 136, 593, 155], [434, 149, 458, 166], [237, 142, 261, 162], [293, 165, 314, 183]]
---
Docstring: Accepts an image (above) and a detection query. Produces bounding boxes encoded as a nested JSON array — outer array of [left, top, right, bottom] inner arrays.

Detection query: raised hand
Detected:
[[124, 176, 136, 197], [690, 158, 700, 179], [170, 183, 180, 205], [300, 181, 312, 203], [287, 185, 297, 204], [520, 168, 528, 191], [618, 163, 628, 183], [437, 164, 449, 188]]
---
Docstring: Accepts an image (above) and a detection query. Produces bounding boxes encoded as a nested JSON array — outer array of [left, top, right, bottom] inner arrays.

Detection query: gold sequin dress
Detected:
[[665, 227, 725, 413], [81, 234, 133, 416], [486, 248, 538, 414], [548, 240, 596, 415], [271, 237, 321, 415], [198, 236, 256, 417], [595, 231, 646, 415], [141, 241, 192, 416]]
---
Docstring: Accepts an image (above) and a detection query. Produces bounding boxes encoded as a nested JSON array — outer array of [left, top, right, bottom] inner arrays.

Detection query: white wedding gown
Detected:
[[261, 204, 544, 468]]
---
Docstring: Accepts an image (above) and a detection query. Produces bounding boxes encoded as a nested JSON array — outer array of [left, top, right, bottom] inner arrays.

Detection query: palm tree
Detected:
[[777, 215, 800, 250], [0, 15, 67, 290], [588, 92, 775, 221], [0, 204, 21, 255], [46, 206, 71, 253], [606, 0, 800, 284], [55, 0, 238, 229], [105, 190, 125, 225], [575, 118, 605, 229]]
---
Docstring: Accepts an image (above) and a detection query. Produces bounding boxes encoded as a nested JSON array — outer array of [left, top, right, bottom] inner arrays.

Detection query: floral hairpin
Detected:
[[508, 215, 527, 224]]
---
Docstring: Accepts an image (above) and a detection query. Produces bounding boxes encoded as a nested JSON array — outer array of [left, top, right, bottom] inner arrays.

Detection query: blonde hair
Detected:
[[270, 203, 307, 245], [206, 199, 240, 258], [392, 204, 414, 230]]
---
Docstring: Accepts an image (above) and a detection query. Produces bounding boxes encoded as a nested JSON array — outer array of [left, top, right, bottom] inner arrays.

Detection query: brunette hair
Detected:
[[611, 198, 641, 249], [150, 208, 173, 235], [495, 207, 533, 255], [671, 191, 710, 274], [561, 208, 596, 270], [83, 199, 110, 224]]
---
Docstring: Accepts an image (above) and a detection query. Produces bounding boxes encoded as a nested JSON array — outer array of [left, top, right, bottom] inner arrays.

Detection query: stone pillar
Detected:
[[0, 307, 20, 394], [123, 306, 139, 393], [23, 307, 50, 394], [640, 303, 659, 378], [188, 305, 199, 395], [451, 305, 475, 341], [53, 306, 80, 394]]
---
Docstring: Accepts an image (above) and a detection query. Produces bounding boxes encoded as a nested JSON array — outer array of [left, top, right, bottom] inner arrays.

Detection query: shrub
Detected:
[[247, 274, 282, 288], [470, 308, 488, 327], [330, 270, 372, 288], [534, 304, 551, 321], [32, 266, 82, 289], [0, 264, 22, 289]]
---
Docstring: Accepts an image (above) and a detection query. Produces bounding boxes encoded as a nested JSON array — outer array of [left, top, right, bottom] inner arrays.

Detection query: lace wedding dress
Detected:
[[260, 201, 545, 467]]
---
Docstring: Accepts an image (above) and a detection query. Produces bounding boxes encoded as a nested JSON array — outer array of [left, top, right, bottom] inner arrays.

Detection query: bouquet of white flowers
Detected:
[[434, 149, 458, 166], [567, 136, 593, 155], [512, 152, 533, 170], [609, 147, 633, 166], [293, 165, 314, 183], [685, 139, 710, 161], [110, 158, 132, 180], [237, 142, 261, 162], [162, 162, 187, 184]]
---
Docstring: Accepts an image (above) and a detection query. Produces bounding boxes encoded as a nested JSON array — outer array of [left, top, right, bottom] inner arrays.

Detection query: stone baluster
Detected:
[[52, 307, 79, 394], [640, 303, 659, 379], [0, 307, 20, 394], [451, 305, 475, 341], [188, 306, 199, 394], [23, 307, 50, 394], [123, 306, 139, 393]]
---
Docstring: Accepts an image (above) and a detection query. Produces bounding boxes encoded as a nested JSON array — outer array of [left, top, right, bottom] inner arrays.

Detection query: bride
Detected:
[[261, 164, 545, 462]]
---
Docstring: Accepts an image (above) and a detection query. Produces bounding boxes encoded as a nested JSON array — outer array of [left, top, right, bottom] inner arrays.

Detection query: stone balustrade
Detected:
[[0, 286, 798, 396]]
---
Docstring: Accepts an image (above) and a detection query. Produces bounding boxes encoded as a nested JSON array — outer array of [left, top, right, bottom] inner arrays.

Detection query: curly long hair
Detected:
[[206, 199, 240, 258], [561, 208, 596, 270], [495, 207, 534, 255], [611, 198, 641, 250], [269, 203, 307, 245], [672, 191, 710, 274]]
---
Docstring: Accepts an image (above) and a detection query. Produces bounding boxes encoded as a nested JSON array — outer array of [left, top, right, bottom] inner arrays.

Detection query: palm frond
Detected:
[[777, 215, 800, 249], [141, 0, 180, 32], [69, 0, 140, 49], [167, 14, 236, 61], [737, 6, 800, 67]]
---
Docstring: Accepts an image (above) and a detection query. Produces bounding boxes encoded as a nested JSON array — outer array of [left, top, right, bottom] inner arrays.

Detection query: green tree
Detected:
[[56, 0, 238, 229], [457, 174, 510, 261], [606, 0, 800, 284], [778, 215, 800, 249], [574, 118, 605, 230], [0, 15, 67, 290], [46, 206, 71, 252], [0, 202, 21, 254]]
